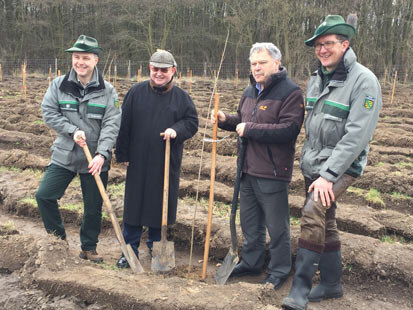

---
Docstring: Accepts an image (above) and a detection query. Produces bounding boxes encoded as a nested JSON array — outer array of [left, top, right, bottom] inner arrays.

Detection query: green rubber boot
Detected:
[[308, 250, 343, 302], [282, 248, 321, 310]]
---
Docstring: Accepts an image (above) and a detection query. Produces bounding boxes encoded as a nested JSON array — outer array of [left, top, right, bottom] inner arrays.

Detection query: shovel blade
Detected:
[[214, 249, 239, 285], [151, 240, 175, 272]]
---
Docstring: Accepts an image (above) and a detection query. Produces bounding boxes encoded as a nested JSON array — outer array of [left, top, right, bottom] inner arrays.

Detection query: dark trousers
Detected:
[[36, 163, 108, 251], [239, 174, 291, 278], [122, 222, 161, 257]]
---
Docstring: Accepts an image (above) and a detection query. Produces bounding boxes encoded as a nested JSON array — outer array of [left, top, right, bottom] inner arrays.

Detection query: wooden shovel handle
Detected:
[[161, 135, 170, 242], [82, 144, 144, 273]]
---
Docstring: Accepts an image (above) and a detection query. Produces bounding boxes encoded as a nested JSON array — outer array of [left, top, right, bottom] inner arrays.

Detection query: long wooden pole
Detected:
[[202, 91, 219, 279], [390, 70, 398, 105], [82, 145, 144, 273]]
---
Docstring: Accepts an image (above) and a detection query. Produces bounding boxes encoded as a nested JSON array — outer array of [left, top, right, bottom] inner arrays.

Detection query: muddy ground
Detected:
[[0, 74, 412, 309]]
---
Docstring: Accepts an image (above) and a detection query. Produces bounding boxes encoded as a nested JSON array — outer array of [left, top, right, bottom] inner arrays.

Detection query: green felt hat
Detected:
[[65, 35, 102, 54], [305, 15, 356, 47]]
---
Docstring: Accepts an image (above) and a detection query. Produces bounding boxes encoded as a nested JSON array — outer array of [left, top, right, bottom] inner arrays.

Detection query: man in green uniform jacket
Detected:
[[282, 15, 382, 310], [36, 35, 121, 263]]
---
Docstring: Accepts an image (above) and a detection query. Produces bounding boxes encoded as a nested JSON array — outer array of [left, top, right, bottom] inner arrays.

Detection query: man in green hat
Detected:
[[36, 35, 121, 263], [282, 15, 382, 310]]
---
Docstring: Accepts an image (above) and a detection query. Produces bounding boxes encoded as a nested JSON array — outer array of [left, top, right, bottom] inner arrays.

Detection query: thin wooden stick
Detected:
[[187, 27, 230, 275], [202, 92, 219, 279]]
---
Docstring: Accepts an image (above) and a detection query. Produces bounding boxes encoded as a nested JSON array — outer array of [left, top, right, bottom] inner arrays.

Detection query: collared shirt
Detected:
[[255, 83, 263, 95], [68, 68, 99, 97]]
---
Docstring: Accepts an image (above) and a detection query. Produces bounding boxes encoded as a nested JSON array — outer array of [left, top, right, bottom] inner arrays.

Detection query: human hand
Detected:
[[308, 177, 335, 207], [236, 123, 246, 137], [163, 128, 177, 140], [211, 110, 226, 124], [88, 154, 105, 175], [73, 130, 86, 147]]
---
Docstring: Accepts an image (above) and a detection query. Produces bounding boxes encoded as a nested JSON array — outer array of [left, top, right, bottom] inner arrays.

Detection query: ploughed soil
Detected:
[[0, 75, 412, 309]]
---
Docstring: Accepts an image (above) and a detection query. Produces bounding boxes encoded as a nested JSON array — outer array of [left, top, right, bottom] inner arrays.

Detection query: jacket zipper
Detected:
[[266, 146, 277, 176]]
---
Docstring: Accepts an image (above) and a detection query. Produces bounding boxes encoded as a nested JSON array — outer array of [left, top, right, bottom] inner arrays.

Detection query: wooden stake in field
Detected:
[[48, 65, 52, 86], [114, 64, 118, 89], [137, 65, 142, 83], [57, 70, 61, 77], [22, 61, 27, 99], [390, 70, 398, 105], [383, 67, 388, 86], [189, 69, 192, 94], [55, 58, 58, 78], [202, 91, 219, 280], [234, 67, 239, 88], [0, 64, 2, 82], [178, 71, 182, 88], [127, 60, 131, 79], [213, 70, 217, 81]]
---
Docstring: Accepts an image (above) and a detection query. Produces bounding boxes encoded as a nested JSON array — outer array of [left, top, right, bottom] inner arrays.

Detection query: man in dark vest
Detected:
[[115, 49, 198, 268]]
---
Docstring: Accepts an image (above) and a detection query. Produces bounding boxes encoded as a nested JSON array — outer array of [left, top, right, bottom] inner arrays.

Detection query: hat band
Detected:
[[73, 42, 97, 51]]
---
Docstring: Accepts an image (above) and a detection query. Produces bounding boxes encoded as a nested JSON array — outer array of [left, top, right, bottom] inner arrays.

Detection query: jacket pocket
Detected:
[[87, 102, 106, 119], [51, 136, 75, 165], [320, 114, 345, 147], [59, 100, 79, 112]]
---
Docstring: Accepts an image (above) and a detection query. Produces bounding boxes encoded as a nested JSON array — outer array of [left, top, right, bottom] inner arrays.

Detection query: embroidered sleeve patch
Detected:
[[364, 96, 375, 110], [114, 100, 120, 109]]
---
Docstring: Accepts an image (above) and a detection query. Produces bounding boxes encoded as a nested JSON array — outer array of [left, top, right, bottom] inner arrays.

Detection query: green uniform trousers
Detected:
[[36, 163, 108, 251]]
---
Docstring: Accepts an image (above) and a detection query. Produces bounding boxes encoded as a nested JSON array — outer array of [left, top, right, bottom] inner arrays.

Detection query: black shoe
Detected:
[[262, 274, 288, 290], [229, 262, 261, 278], [116, 255, 130, 268]]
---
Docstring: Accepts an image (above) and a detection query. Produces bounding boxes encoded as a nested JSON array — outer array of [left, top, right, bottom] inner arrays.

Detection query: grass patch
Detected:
[[32, 119, 44, 125], [381, 234, 413, 245], [347, 186, 365, 197], [107, 182, 125, 197], [61, 203, 83, 212], [290, 216, 300, 226], [101, 262, 118, 271], [365, 188, 385, 207], [102, 211, 110, 219], [376, 162, 386, 167], [22, 168, 44, 179], [1, 220, 15, 231], [19, 197, 37, 207], [395, 162, 413, 169], [390, 192, 412, 200], [0, 166, 22, 173]]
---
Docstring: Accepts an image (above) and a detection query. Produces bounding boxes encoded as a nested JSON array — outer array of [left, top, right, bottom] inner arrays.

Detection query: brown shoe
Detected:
[[79, 250, 103, 263]]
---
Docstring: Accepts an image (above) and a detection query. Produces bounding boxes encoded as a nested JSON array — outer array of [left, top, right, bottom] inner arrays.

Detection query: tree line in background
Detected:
[[0, 0, 412, 80]]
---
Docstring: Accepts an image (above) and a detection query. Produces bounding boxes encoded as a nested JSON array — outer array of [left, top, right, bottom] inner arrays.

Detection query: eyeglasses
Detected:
[[150, 66, 170, 73], [314, 40, 343, 51]]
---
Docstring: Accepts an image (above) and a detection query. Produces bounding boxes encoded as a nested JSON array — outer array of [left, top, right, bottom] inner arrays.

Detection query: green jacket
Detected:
[[300, 48, 382, 183], [42, 68, 121, 173]]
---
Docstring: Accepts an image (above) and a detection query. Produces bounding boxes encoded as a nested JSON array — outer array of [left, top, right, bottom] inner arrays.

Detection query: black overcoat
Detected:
[[115, 81, 198, 228]]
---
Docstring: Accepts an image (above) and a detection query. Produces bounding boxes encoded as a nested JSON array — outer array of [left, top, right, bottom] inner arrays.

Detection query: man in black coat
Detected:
[[115, 49, 198, 267]]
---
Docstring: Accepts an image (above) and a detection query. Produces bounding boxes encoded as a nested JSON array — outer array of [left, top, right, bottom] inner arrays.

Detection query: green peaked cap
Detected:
[[65, 35, 102, 54], [305, 15, 356, 47]]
